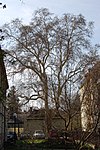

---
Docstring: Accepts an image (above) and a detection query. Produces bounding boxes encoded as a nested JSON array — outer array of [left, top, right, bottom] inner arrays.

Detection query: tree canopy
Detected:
[[2, 8, 100, 135]]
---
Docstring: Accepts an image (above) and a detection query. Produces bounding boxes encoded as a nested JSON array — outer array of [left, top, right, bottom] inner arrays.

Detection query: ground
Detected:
[[4, 138, 99, 150]]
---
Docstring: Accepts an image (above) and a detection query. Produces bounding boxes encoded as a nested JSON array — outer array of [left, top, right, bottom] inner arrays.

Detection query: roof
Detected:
[[27, 108, 65, 120], [7, 118, 24, 124]]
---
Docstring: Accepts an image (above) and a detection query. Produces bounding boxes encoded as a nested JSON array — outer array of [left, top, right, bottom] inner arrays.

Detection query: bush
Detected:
[[80, 144, 94, 150]]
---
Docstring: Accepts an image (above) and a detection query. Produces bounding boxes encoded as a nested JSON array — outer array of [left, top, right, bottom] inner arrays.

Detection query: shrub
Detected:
[[80, 144, 94, 150]]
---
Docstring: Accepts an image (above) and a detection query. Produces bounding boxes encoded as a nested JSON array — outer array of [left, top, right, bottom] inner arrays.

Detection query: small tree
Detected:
[[6, 86, 21, 117]]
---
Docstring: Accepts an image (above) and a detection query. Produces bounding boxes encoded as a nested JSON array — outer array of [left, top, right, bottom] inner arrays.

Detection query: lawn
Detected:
[[4, 138, 75, 150], [4, 139, 96, 150]]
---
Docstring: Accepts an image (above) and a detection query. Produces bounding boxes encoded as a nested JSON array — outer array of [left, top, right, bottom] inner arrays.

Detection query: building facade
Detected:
[[80, 62, 100, 131], [23, 107, 81, 136], [0, 49, 8, 149], [24, 108, 65, 135]]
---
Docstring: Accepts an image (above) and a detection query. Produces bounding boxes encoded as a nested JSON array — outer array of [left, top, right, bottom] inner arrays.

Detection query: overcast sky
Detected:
[[1, 0, 100, 45]]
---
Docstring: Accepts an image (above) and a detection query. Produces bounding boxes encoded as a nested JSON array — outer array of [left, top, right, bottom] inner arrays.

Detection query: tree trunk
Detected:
[[43, 74, 51, 138]]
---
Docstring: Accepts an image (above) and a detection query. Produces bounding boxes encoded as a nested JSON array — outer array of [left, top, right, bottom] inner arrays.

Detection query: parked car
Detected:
[[20, 133, 32, 140], [7, 132, 17, 142], [49, 129, 71, 140], [49, 129, 58, 139], [33, 130, 45, 139]]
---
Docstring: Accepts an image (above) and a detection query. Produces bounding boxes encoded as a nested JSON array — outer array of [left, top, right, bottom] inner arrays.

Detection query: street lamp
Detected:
[[13, 113, 17, 133]]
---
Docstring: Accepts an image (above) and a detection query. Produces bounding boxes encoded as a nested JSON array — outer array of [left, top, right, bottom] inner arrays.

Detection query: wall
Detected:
[[24, 117, 65, 135], [0, 103, 4, 149]]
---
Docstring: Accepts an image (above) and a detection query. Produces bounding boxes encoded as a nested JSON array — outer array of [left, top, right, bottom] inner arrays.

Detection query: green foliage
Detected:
[[5, 139, 75, 149], [80, 144, 94, 150], [6, 86, 21, 114]]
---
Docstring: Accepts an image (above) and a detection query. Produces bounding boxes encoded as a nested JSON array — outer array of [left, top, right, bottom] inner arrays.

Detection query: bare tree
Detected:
[[2, 8, 94, 136]]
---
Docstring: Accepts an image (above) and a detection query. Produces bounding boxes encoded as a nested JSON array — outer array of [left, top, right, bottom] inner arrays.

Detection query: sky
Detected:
[[1, 0, 99, 109], [0, 0, 100, 45]]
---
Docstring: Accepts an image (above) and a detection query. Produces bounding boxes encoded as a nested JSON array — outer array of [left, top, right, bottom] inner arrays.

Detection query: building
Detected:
[[80, 61, 100, 131], [22, 106, 81, 136], [0, 48, 8, 149], [23, 108, 65, 135]]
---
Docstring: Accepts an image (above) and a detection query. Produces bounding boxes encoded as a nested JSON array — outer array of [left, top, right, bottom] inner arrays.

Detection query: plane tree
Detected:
[[2, 8, 94, 136]]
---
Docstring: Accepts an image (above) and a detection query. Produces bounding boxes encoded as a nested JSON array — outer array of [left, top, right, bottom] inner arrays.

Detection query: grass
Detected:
[[5, 139, 98, 150], [4, 138, 75, 150]]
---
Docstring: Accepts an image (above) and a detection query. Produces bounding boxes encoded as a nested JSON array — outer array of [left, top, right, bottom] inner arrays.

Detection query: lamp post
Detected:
[[13, 113, 17, 133]]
